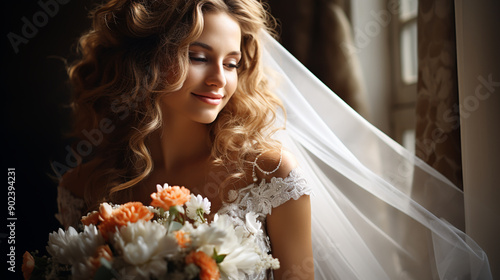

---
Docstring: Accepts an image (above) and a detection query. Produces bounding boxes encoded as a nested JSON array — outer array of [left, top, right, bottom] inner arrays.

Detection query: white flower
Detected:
[[209, 215, 262, 279], [46, 225, 104, 265], [99, 202, 113, 220], [185, 194, 211, 222], [113, 220, 177, 279], [184, 214, 263, 277], [71, 260, 95, 280], [245, 212, 263, 236], [261, 254, 280, 270], [218, 241, 261, 278], [185, 221, 227, 255], [156, 183, 169, 192]]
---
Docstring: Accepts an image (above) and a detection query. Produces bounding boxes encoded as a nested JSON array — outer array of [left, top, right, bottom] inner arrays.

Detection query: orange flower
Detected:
[[81, 211, 100, 226], [185, 251, 220, 280], [22, 251, 34, 280], [175, 230, 191, 248], [89, 245, 113, 272], [98, 202, 154, 239], [150, 184, 191, 211]]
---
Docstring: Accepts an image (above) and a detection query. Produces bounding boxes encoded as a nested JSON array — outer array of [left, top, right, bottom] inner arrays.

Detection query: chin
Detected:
[[190, 105, 228, 124], [193, 114, 219, 125], [199, 119, 217, 125]]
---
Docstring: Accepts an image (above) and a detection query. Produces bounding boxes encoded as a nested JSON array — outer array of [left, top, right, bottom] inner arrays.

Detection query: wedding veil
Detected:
[[260, 32, 492, 279]]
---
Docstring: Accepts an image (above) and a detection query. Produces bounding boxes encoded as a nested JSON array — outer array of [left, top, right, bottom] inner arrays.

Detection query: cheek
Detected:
[[184, 67, 203, 88], [226, 73, 239, 97]]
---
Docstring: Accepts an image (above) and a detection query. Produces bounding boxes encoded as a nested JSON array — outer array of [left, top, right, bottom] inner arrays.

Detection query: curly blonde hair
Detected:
[[68, 0, 284, 207]]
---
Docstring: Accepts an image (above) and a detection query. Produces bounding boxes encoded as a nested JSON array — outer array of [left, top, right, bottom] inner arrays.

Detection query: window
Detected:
[[390, 0, 418, 151]]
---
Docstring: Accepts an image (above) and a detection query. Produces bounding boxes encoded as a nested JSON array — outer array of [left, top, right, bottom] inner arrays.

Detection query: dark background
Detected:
[[0, 1, 297, 279], [2, 1, 99, 278]]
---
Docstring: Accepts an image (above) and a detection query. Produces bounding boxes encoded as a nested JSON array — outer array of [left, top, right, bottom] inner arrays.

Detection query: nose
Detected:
[[205, 63, 226, 88]]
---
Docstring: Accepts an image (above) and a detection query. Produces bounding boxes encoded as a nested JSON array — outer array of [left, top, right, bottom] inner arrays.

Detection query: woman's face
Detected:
[[161, 12, 242, 124]]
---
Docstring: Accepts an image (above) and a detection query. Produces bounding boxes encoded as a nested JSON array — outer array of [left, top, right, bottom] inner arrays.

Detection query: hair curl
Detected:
[[68, 0, 283, 208]]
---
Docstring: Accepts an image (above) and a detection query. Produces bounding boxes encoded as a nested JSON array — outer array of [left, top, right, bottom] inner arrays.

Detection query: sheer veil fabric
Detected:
[[260, 32, 492, 279]]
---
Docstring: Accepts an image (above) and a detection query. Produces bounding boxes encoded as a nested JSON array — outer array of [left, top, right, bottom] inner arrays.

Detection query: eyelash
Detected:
[[190, 57, 207, 63], [226, 63, 240, 69], [189, 56, 240, 69]]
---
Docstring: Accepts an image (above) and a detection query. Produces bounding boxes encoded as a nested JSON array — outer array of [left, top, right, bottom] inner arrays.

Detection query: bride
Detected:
[[56, 0, 491, 279]]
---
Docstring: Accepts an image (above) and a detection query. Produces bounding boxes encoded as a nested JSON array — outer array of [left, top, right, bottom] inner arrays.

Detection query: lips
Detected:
[[191, 92, 224, 105]]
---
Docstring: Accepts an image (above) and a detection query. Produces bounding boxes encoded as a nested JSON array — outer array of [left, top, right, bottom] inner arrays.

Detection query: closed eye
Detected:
[[225, 62, 240, 69], [190, 56, 207, 63]]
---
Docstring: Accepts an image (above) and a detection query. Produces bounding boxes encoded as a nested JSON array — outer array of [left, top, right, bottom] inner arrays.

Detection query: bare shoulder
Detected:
[[59, 160, 99, 199], [253, 148, 298, 181], [265, 152, 313, 279]]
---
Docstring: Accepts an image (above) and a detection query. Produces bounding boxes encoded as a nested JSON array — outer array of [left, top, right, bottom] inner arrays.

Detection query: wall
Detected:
[[455, 0, 500, 277], [350, 0, 392, 134]]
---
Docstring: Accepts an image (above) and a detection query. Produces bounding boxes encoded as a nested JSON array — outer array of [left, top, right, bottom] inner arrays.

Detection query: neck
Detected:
[[149, 115, 212, 173]]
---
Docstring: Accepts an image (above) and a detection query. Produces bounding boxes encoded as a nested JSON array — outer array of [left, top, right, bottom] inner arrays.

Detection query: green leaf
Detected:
[[93, 258, 120, 280], [212, 248, 227, 264], [214, 254, 227, 264], [159, 207, 166, 217], [169, 206, 179, 216], [93, 266, 115, 280], [100, 258, 113, 269], [169, 221, 183, 232]]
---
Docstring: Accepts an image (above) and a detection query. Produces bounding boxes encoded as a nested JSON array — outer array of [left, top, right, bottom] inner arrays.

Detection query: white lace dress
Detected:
[[56, 168, 311, 279]]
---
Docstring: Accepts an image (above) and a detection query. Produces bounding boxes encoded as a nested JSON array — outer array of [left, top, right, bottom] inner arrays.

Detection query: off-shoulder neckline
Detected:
[[57, 168, 303, 203]]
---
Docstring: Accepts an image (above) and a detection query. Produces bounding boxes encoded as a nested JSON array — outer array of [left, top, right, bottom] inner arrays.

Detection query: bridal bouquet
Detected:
[[22, 184, 279, 280]]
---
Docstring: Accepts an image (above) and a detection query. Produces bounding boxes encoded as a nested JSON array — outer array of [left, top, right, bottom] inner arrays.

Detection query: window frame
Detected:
[[389, 0, 418, 148]]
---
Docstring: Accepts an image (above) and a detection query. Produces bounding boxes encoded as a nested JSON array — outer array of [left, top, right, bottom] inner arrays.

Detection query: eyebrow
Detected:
[[190, 41, 241, 56]]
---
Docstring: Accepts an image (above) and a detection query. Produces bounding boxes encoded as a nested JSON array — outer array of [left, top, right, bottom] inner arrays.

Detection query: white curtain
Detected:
[[261, 31, 492, 279]]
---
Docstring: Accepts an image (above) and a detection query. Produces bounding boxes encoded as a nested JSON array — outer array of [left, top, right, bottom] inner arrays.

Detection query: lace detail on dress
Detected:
[[55, 186, 85, 229], [218, 168, 311, 279], [222, 168, 311, 217]]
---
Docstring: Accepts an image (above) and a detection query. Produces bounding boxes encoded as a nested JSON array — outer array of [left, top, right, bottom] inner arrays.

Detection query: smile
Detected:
[[191, 93, 223, 105]]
